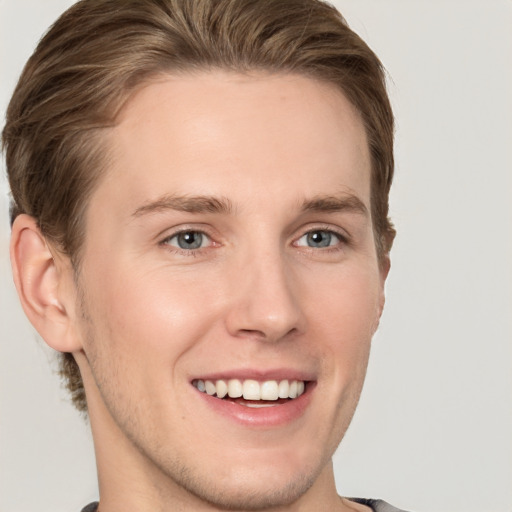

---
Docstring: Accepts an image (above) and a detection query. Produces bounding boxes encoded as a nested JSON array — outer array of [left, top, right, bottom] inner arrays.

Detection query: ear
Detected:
[[10, 214, 82, 353], [373, 254, 391, 333]]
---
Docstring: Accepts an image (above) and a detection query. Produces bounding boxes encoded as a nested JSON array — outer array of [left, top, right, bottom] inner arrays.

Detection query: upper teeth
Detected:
[[193, 379, 305, 400]]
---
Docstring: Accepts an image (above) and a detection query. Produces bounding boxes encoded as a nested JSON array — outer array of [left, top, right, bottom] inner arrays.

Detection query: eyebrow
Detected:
[[132, 194, 233, 218], [131, 192, 368, 219], [300, 194, 369, 217]]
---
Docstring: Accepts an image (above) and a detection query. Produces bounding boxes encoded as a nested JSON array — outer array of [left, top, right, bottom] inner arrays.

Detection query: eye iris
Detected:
[[177, 231, 203, 249], [307, 231, 331, 248]]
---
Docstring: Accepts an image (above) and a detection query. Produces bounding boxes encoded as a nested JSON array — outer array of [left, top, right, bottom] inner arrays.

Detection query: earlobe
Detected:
[[10, 214, 82, 353]]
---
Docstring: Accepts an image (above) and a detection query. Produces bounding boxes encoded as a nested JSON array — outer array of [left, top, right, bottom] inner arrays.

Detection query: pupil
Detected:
[[178, 231, 202, 249]]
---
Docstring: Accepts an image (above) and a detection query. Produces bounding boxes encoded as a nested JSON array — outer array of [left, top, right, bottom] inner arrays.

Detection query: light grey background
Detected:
[[1, 1, 511, 511]]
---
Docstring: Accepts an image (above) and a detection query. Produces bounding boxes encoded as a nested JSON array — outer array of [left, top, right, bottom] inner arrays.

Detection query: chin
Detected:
[[173, 463, 320, 511]]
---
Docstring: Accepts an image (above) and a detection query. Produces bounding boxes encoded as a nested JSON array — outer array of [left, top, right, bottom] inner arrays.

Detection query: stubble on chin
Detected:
[[148, 453, 325, 512]]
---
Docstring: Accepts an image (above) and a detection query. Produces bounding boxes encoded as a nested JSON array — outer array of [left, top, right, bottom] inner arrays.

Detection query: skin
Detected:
[[11, 71, 387, 512]]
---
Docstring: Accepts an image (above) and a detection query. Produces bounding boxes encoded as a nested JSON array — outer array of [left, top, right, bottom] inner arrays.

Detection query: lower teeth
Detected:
[[241, 402, 280, 408], [227, 397, 288, 408]]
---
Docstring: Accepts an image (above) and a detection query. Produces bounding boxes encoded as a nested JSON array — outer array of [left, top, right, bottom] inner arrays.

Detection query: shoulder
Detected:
[[350, 498, 412, 512], [80, 503, 99, 512]]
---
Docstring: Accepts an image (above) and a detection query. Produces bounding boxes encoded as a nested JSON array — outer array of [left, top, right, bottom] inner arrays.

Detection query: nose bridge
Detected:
[[225, 241, 304, 342]]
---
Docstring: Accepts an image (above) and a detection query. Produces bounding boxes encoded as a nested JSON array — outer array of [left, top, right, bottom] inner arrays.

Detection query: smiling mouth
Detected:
[[192, 378, 307, 407]]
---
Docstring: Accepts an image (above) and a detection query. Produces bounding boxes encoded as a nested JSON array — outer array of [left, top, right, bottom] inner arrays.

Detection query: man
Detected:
[[3, 1, 406, 510]]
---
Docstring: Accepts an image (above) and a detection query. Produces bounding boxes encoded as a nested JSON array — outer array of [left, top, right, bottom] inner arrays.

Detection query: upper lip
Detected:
[[190, 368, 316, 383]]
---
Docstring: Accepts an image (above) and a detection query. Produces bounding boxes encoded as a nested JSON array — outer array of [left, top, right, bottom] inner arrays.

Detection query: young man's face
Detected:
[[72, 71, 387, 509]]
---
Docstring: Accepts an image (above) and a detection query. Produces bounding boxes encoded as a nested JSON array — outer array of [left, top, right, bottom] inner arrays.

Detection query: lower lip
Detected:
[[193, 384, 315, 428]]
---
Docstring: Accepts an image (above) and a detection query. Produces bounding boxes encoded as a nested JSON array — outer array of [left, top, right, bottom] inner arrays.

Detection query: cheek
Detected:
[[80, 248, 382, 373], [81, 261, 222, 366], [76, 265, 218, 426], [308, 266, 382, 339], [306, 266, 381, 392]]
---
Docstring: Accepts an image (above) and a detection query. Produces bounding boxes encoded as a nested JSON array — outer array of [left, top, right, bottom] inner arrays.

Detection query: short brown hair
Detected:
[[3, 0, 395, 412]]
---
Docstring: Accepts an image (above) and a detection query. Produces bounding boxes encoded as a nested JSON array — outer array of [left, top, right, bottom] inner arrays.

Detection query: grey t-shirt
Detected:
[[81, 498, 409, 511]]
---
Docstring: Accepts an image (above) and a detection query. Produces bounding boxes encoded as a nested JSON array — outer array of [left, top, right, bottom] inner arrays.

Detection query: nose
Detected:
[[224, 249, 305, 343]]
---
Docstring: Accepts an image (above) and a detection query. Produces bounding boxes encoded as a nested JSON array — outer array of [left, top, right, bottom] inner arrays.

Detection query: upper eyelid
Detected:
[[293, 224, 350, 242], [155, 223, 350, 246], [293, 230, 345, 248], [160, 233, 214, 253], [161, 229, 211, 241], [156, 224, 216, 243], [159, 229, 216, 256]]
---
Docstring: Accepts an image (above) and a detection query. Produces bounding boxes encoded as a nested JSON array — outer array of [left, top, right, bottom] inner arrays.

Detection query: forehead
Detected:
[[93, 71, 371, 217]]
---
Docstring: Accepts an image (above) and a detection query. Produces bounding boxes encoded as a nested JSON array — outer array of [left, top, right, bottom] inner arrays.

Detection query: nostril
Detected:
[[238, 328, 266, 338], [237, 326, 298, 343]]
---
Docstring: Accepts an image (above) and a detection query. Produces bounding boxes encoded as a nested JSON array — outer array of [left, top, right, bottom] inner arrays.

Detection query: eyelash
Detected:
[[294, 226, 348, 252], [159, 226, 349, 256], [159, 229, 215, 256]]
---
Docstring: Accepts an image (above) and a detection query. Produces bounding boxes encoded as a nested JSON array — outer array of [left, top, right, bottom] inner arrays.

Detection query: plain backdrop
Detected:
[[1, 1, 511, 511]]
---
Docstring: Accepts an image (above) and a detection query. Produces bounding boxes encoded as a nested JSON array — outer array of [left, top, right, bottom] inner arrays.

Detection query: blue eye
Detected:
[[165, 231, 209, 250], [297, 230, 341, 248]]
